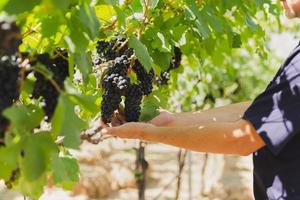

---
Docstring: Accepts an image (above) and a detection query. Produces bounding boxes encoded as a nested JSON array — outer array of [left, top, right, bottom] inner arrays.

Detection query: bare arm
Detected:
[[150, 101, 252, 127], [102, 101, 265, 156], [102, 118, 265, 156], [145, 119, 264, 155]]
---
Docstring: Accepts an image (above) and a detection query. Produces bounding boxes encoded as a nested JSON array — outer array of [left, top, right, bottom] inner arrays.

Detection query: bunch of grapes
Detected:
[[124, 84, 143, 122], [132, 60, 154, 95], [157, 46, 182, 85], [94, 38, 133, 66], [98, 38, 145, 123], [32, 49, 69, 121], [0, 55, 21, 143], [0, 21, 22, 56], [99, 38, 182, 123], [101, 55, 130, 123]]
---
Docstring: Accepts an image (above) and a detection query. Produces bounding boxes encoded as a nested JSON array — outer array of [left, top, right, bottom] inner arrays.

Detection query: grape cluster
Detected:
[[124, 84, 143, 122], [98, 39, 145, 123], [0, 21, 22, 56], [94, 38, 133, 66], [157, 47, 182, 85], [101, 90, 122, 124], [32, 49, 69, 121], [101, 55, 130, 123], [99, 38, 182, 123], [132, 60, 154, 95], [0, 55, 20, 142]]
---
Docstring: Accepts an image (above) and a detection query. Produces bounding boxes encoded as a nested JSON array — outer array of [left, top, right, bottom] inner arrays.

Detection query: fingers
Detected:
[[111, 110, 126, 126], [102, 108, 127, 127], [100, 119, 109, 128]]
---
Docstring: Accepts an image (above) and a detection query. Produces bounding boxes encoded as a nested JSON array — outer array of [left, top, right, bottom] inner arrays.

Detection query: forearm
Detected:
[[143, 118, 264, 155], [168, 101, 252, 126]]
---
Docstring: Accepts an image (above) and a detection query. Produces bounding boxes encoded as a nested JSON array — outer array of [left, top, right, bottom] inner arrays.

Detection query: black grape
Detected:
[[0, 55, 20, 142], [100, 89, 122, 124], [124, 84, 143, 122], [32, 49, 69, 121], [132, 60, 154, 95]]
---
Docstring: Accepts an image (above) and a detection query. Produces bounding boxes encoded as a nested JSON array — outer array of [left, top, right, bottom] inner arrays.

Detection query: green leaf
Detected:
[[70, 94, 98, 115], [151, 32, 172, 53], [245, 14, 258, 31], [74, 52, 92, 81], [185, 4, 211, 39], [51, 155, 79, 188], [41, 15, 61, 38], [129, 35, 153, 72], [67, 1, 100, 52], [21, 133, 57, 181], [51, 95, 87, 149], [184, 6, 196, 21], [4, 0, 41, 14], [151, 50, 171, 71], [3, 105, 44, 133], [51, 0, 69, 11], [104, 0, 117, 5], [95, 4, 116, 22], [64, 79, 98, 114], [78, 2, 100, 39], [0, 145, 20, 180], [140, 94, 160, 122], [232, 33, 242, 48], [17, 173, 47, 200], [130, 0, 143, 12], [140, 88, 169, 121], [114, 5, 126, 28]]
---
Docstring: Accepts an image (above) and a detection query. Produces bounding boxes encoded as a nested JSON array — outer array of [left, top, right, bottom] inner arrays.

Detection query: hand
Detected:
[[149, 109, 174, 127], [100, 122, 155, 140]]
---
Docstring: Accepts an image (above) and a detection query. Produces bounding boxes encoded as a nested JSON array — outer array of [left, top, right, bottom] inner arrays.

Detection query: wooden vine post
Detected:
[[135, 141, 148, 200]]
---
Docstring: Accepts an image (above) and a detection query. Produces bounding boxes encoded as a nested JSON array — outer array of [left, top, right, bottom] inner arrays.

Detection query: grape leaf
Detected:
[[20, 133, 57, 181], [3, 105, 44, 133], [95, 4, 116, 22], [140, 94, 160, 122], [4, 0, 40, 14], [17, 173, 47, 200], [0, 145, 20, 180], [51, 155, 79, 189], [74, 52, 92, 81], [51, 95, 87, 149], [129, 35, 153, 72]]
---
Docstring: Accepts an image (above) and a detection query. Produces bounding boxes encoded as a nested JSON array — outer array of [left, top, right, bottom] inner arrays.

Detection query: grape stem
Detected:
[[142, 0, 150, 25], [101, 19, 117, 33], [30, 67, 65, 94], [22, 23, 41, 39], [116, 38, 129, 53]]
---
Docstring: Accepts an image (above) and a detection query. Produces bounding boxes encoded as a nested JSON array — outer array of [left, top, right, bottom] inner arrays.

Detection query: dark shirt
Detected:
[[242, 42, 300, 200]]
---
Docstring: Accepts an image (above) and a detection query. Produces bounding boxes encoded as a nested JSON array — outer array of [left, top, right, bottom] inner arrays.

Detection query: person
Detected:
[[101, 0, 300, 199]]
